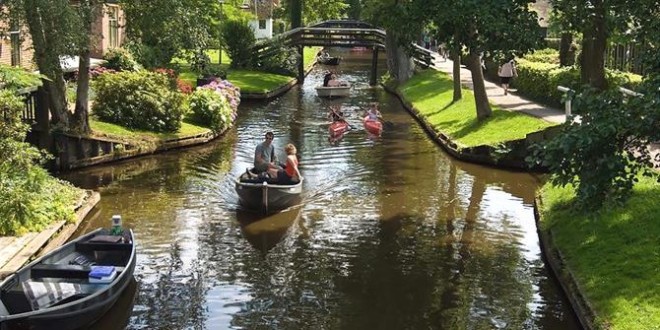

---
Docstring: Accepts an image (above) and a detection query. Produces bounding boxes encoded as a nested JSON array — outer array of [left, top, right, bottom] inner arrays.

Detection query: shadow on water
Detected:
[[88, 277, 138, 330], [236, 198, 304, 254]]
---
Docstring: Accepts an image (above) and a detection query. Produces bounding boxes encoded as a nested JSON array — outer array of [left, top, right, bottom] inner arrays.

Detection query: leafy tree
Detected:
[[529, 78, 660, 209], [362, 0, 426, 83], [2, 0, 101, 133], [120, 0, 220, 68], [222, 20, 256, 69], [551, 0, 660, 89], [279, 0, 346, 27], [430, 0, 542, 120]]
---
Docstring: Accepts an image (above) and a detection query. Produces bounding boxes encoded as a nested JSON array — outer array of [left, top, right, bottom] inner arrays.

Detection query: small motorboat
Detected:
[[363, 117, 383, 135], [235, 173, 304, 213], [317, 56, 341, 65], [0, 228, 136, 330], [316, 84, 351, 98], [328, 121, 350, 137]]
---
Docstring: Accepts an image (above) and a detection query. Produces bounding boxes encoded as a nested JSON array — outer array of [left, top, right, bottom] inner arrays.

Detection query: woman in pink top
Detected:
[[277, 143, 301, 184]]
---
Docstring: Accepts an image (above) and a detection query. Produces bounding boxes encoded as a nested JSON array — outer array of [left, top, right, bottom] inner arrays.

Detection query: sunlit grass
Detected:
[[175, 47, 321, 94], [399, 70, 555, 147], [538, 176, 660, 330], [90, 118, 210, 142]]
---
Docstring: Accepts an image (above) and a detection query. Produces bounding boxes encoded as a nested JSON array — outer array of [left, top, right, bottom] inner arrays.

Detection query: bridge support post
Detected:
[[370, 47, 379, 86], [297, 45, 305, 84]]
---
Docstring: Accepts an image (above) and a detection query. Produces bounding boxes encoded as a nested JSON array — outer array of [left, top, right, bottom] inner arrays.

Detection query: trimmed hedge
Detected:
[[92, 71, 186, 133], [485, 49, 644, 108]]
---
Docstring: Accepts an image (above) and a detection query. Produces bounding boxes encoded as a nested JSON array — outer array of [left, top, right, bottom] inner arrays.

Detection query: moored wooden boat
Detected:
[[328, 121, 350, 137], [363, 116, 383, 135], [0, 228, 136, 330], [235, 174, 304, 213], [317, 56, 341, 65], [316, 84, 351, 98]]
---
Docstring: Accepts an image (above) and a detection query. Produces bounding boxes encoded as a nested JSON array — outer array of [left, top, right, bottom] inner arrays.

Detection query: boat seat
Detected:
[[75, 241, 133, 252], [22, 278, 103, 311], [31, 264, 126, 279]]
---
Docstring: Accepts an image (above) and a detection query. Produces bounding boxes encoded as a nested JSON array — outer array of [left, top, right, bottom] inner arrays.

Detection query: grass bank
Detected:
[[176, 47, 320, 94], [90, 118, 210, 142], [538, 177, 660, 330], [399, 70, 555, 147]]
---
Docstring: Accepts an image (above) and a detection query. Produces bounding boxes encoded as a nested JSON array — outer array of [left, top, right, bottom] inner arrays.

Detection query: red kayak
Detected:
[[329, 120, 350, 137], [363, 117, 383, 135]]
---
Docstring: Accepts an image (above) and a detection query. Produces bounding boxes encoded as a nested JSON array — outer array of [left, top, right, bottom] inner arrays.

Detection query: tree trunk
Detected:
[[24, 2, 70, 129], [452, 44, 462, 102], [559, 32, 574, 67], [467, 53, 491, 120], [73, 51, 91, 134], [580, 1, 608, 90], [385, 33, 414, 84]]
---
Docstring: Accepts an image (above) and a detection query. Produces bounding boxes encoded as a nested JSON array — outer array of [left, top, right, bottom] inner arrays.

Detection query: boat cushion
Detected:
[[22, 280, 91, 310]]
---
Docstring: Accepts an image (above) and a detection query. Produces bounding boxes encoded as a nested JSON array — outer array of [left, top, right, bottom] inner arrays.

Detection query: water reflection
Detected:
[[89, 277, 138, 330], [59, 53, 579, 329], [237, 200, 304, 253]]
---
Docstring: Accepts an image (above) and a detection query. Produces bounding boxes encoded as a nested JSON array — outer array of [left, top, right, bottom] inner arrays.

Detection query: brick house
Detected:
[[0, 2, 126, 70]]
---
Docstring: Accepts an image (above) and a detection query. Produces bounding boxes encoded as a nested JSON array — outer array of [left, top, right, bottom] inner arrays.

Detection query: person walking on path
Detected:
[[498, 59, 517, 95]]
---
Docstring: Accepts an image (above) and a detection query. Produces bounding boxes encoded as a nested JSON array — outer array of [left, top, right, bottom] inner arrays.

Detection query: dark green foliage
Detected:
[[222, 20, 255, 69], [0, 64, 44, 91], [92, 71, 185, 132], [253, 41, 300, 77], [0, 91, 77, 235], [528, 83, 660, 210], [512, 59, 642, 107], [102, 48, 141, 72]]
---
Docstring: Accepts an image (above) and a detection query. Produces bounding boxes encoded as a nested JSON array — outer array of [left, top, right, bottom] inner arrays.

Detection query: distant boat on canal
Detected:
[[316, 56, 341, 65], [363, 116, 383, 136], [0, 228, 136, 330], [316, 84, 351, 98]]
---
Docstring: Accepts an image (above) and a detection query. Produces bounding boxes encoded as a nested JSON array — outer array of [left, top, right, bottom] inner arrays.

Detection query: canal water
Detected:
[[61, 53, 580, 329]]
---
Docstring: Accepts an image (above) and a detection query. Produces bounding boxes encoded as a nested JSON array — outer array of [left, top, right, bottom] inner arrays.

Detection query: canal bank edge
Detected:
[[240, 61, 316, 100], [534, 195, 597, 330], [0, 190, 100, 280], [383, 84, 560, 172]]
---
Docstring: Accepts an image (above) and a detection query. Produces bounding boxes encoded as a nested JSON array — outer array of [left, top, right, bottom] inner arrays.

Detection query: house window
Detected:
[[10, 30, 20, 66], [108, 6, 119, 48], [258, 20, 266, 30]]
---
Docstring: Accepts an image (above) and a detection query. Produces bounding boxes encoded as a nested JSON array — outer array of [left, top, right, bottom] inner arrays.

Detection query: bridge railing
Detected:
[[1, 86, 38, 124]]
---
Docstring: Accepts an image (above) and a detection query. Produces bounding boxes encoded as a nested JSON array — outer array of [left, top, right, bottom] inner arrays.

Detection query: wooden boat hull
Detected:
[[317, 57, 341, 65], [363, 117, 383, 135], [0, 229, 136, 330], [316, 85, 351, 98], [235, 176, 304, 213], [329, 121, 350, 137]]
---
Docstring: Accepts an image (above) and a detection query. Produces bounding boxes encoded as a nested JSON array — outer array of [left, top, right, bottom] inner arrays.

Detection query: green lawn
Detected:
[[399, 70, 555, 147], [90, 118, 210, 142], [538, 176, 660, 330], [176, 46, 321, 94]]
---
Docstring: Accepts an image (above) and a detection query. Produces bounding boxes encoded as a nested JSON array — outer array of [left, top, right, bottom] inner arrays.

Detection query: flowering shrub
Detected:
[[188, 80, 241, 132], [90, 66, 116, 79], [177, 79, 194, 94]]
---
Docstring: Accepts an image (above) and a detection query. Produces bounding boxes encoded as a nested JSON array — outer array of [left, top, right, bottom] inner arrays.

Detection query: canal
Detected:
[[61, 53, 580, 329]]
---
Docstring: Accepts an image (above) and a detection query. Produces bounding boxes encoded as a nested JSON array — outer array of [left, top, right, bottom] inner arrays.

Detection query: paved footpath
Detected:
[[427, 52, 659, 168]]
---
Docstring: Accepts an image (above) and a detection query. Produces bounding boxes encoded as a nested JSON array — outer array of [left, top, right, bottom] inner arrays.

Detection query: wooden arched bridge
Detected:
[[252, 20, 435, 85]]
